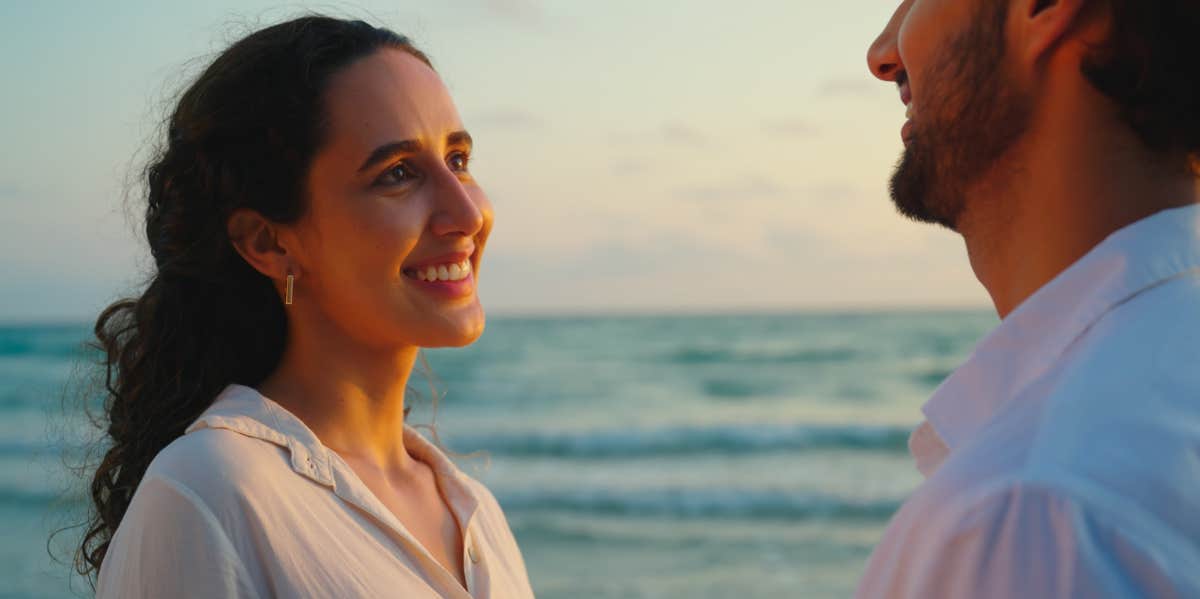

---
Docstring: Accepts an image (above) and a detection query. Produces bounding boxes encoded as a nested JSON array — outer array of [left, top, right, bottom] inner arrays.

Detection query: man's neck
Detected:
[[958, 107, 1200, 318]]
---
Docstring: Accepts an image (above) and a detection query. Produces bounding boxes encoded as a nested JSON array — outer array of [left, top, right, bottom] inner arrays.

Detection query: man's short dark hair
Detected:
[[1081, 1, 1200, 164]]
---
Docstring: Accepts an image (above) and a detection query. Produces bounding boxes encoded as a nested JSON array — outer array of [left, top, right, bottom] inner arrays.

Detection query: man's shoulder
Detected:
[[924, 273, 1200, 553], [1018, 270, 1200, 449], [1056, 269, 1200, 393], [1026, 269, 1200, 460]]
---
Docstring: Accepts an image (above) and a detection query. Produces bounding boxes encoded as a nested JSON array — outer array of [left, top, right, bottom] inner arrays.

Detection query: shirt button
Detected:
[[467, 544, 480, 564]]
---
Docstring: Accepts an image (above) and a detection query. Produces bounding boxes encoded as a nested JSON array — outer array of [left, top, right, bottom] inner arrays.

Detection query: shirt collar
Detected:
[[185, 384, 471, 492], [921, 204, 1200, 455]]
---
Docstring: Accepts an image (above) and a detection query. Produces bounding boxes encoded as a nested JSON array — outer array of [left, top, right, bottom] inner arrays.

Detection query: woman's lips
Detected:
[[407, 270, 476, 299], [404, 258, 472, 283], [402, 257, 476, 299]]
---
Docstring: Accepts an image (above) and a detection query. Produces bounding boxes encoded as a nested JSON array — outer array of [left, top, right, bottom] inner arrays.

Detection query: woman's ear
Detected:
[[226, 208, 294, 278]]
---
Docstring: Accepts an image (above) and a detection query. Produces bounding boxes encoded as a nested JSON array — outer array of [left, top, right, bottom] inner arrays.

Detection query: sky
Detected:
[[0, 0, 992, 322]]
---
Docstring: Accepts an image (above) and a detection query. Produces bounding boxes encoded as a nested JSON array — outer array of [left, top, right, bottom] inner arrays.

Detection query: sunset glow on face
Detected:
[[292, 49, 493, 349]]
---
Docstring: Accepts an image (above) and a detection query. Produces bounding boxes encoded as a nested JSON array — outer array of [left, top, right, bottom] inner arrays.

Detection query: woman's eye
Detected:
[[448, 152, 470, 173], [378, 162, 418, 186]]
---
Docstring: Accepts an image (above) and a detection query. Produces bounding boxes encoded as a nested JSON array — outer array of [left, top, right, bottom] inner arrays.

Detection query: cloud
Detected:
[[482, 0, 544, 24], [610, 158, 652, 175], [0, 182, 24, 197], [661, 122, 707, 146], [673, 174, 788, 204], [0, 182, 36, 205], [798, 182, 862, 203], [468, 109, 545, 131], [762, 118, 819, 139], [818, 77, 883, 98]]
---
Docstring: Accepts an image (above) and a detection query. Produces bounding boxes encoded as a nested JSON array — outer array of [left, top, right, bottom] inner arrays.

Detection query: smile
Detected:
[[404, 259, 473, 282]]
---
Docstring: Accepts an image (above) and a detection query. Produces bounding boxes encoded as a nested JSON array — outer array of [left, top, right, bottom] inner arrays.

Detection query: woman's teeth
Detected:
[[413, 260, 472, 282]]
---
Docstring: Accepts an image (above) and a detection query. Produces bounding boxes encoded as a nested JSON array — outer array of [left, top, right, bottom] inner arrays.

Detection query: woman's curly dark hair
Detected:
[[1081, 0, 1200, 167], [76, 15, 431, 584]]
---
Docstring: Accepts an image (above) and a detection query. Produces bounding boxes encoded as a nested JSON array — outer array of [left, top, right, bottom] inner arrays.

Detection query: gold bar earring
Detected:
[[285, 274, 294, 305]]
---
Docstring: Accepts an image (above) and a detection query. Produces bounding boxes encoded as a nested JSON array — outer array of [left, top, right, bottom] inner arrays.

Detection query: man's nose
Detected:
[[868, 1, 910, 82]]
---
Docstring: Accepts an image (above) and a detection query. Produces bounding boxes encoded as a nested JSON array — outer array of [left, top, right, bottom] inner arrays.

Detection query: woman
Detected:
[[80, 15, 534, 598]]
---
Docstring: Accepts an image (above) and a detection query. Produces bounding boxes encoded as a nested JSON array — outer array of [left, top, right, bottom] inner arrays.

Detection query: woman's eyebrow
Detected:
[[357, 139, 423, 173], [357, 131, 473, 173], [447, 130, 473, 148]]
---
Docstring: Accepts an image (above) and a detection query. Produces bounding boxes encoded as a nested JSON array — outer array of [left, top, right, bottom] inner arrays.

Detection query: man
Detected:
[[859, 1, 1200, 597]]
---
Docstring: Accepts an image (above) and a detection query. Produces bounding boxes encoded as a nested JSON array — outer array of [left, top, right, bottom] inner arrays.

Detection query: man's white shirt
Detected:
[[856, 204, 1200, 598]]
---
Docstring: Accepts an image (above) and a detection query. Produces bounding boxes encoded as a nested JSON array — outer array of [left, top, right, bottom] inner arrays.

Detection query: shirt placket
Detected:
[[327, 459, 476, 599], [460, 514, 488, 597]]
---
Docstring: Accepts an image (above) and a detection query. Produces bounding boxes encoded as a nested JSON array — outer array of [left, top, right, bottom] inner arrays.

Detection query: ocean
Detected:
[[0, 311, 996, 598]]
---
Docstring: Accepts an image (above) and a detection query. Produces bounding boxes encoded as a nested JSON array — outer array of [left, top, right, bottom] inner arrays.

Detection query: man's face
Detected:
[[869, 0, 1033, 231]]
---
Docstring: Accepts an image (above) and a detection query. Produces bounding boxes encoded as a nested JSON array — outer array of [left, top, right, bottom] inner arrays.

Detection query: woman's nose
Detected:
[[429, 170, 485, 238]]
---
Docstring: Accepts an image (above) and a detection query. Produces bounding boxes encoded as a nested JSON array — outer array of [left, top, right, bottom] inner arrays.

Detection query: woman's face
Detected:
[[290, 48, 492, 349]]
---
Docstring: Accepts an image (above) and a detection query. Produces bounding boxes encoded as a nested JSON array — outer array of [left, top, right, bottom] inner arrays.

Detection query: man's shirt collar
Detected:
[[917, 204, 1200, 470]]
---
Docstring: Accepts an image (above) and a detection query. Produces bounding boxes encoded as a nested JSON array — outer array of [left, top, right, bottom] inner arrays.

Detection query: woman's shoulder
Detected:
[[98, 429, 274, 598], [143, 426, 290, 503]]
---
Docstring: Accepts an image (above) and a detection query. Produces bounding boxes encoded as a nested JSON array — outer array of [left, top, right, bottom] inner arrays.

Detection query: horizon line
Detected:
[[0, 303, 995, 328]]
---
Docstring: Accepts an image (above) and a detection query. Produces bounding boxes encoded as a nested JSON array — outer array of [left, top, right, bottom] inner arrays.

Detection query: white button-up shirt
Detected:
[[96, 384, 535, 598], [856, 204, 1200, 598]]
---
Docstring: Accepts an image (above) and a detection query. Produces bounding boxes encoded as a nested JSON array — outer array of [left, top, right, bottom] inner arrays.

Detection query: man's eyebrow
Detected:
[[357, 139, 423, 173]]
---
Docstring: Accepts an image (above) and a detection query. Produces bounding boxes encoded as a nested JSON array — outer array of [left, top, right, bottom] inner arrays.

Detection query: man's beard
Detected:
[[890, 2, 1033, 231]]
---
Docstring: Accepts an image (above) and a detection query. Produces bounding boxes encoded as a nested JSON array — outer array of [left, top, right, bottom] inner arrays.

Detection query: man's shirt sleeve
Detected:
[[854, 483, 1187, 598]]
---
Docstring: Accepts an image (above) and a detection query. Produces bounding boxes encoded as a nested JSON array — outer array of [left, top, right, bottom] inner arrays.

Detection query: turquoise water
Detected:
[[0, 311, 995, 598]]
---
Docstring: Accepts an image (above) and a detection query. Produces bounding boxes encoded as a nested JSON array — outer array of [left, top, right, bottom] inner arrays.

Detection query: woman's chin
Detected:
[[417, 310, 486, 348], [429, 330, 484, 348]]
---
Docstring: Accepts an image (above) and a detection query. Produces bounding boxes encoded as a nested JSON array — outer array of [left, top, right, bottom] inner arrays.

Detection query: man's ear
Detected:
[[226, 208, 294, 279], [1014, 0, 1099, 66]]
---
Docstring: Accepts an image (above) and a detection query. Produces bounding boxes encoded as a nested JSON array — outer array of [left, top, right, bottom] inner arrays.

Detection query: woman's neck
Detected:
[[257, 315, 421, 472]]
